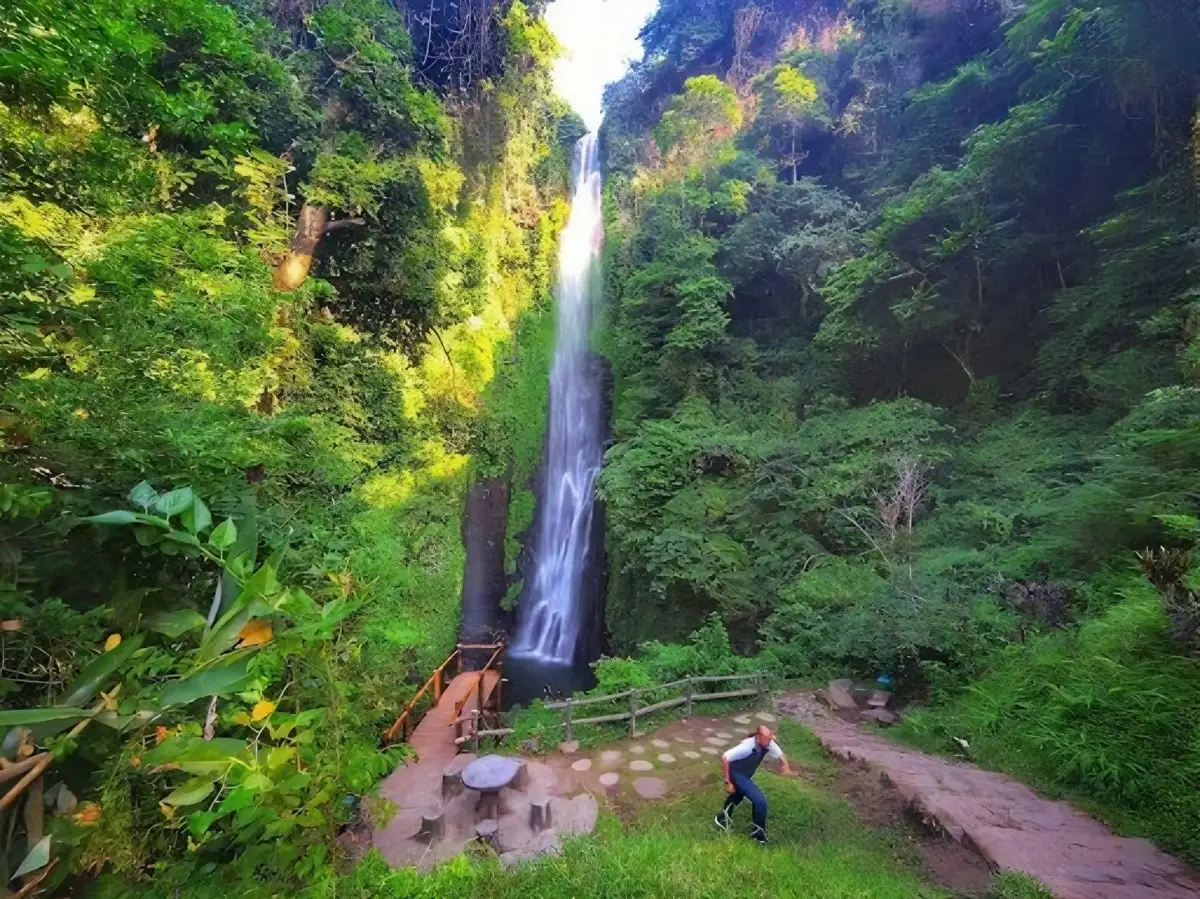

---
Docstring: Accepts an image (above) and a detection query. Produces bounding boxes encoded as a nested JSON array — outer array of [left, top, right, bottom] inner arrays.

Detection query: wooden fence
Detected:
[[455, 671, 766, 752]]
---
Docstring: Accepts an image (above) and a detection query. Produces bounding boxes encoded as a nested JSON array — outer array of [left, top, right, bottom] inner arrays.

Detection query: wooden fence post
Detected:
[[433, 667, 442, 703], [756, 671, 764, 702], [685, 678, 693, 717], [472, 711, 481, 754], [565, 698, 573, 742], [629, 691, 638, 736]]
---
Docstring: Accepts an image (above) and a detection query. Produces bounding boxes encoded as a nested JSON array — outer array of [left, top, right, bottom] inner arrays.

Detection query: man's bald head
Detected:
[[755, 724, 774, 746]]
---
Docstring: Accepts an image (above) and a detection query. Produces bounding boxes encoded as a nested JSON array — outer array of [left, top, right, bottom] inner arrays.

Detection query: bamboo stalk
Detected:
[[692, 688, 757, 702], [635, 696, 688, 717], [0, 755, 47, 786], [1, 702, 101, 813], [545, 688, 636, 709]]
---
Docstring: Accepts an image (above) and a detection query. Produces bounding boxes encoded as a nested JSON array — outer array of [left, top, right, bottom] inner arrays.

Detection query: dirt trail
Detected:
[[780, 692, 1200, 899]]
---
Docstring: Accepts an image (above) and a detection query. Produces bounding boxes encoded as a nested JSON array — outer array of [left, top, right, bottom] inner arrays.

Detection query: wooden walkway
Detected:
[[374, 669, 500, 862]]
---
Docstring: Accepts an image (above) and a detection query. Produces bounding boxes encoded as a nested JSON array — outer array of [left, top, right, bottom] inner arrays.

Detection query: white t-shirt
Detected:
[[722, 737, 783, 763]]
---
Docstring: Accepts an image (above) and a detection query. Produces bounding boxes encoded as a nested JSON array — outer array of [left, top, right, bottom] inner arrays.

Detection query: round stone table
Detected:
[[462, 754, 522, 820]]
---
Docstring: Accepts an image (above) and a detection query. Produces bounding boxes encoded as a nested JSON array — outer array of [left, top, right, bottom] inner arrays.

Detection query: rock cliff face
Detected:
[[459, 476, 511, 670]]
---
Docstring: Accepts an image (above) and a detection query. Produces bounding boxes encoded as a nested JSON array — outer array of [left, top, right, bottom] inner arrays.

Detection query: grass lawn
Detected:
[[339, 719, 963, 898]]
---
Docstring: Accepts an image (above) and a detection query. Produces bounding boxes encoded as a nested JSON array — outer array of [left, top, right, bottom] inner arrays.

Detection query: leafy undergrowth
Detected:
[[506, 615, 769, 751], [986, 872, 1055, 899], [895, 587, 1200, 866]]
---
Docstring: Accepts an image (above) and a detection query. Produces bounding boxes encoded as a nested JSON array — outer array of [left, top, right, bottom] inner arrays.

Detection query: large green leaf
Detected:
[[209, 518, 237, 550], [143, 736, 249, 767], [180, 496, 212, 535], [154, 487, 195, 518], [163, 776, 218, 807], [219, 497, 257, 611], [60, 633, 145, 707], [129, 481, 158, 511], [14, 836, 50, 878], [159, 657, 255, 708], [81, 510, 139, 526], [198, 603, 255, 664], [145, 609, 207, 638], [200, 548, 283, 662], [0, 707, 90, 727]]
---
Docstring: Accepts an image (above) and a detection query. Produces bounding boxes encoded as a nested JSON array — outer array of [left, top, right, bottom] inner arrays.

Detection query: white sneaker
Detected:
[[714, 809, 732, 832]]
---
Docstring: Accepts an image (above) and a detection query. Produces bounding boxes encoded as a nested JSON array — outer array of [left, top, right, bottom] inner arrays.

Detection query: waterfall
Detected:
[[510, 134, 605, 664]]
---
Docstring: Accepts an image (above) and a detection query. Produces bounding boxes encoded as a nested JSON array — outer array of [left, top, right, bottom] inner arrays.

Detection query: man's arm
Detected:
[[769, 740, 794, 776]]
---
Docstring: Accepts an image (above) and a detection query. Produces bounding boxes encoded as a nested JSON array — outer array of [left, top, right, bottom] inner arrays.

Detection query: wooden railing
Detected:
[[452, 642, 506, 746], [384, 641, 506, 745], [455, 671, 767, 751]]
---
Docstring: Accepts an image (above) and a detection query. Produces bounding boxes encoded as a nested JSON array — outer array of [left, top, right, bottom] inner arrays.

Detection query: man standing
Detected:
[[715, 725, 792, 844]]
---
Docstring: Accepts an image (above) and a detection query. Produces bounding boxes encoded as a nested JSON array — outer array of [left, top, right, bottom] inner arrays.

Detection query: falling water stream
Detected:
[[509, 134, 604, 666]]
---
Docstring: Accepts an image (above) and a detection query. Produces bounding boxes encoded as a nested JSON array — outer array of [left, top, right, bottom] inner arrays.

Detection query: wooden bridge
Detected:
[[384, 641, 506, 761]]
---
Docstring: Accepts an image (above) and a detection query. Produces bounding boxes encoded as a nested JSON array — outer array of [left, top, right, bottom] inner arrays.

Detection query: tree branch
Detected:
[[322, 217, 366, 234]]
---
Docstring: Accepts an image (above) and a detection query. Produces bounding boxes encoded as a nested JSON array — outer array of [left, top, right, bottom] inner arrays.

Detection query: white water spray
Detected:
[[510, 134, 605, 664]]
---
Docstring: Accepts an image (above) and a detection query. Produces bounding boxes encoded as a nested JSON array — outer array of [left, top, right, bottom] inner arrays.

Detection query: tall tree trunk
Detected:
[[273, 204, 328, 291], [272, 205, 364, 291]]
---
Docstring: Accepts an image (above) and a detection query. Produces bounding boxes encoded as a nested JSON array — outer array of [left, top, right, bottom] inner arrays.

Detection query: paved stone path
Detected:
[[781, 693, 1200, 899]]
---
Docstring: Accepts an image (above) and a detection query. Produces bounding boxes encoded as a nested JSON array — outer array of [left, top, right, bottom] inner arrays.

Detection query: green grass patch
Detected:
[[342, 734, 952, 899], [985, 872, 1055, 899]]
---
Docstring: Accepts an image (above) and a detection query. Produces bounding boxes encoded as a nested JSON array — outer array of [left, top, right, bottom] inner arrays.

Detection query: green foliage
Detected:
[[598, 0, 1200, 870], [0, 0, 572, 891], [654, 76, 743, 172], [986, 873, 1056, 899]]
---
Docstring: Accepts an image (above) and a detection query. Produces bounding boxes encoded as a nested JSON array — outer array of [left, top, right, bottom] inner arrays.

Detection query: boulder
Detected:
[[862, 708, 899, 726], [822, 679, 859, 713]]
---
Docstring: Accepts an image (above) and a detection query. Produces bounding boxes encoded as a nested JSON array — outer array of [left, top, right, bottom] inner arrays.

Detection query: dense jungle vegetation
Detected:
[[0, 0, 582, 893], [5, 0, 1200, 895], [597, 0, 1200, 868]]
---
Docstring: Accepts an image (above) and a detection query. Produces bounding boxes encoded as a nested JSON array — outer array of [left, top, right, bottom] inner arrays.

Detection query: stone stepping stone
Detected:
[[629, 744, 645, 755], [651, 739, 670, 749], [683, 751, 702, 760], [701, 746, 720, 755], [702, 727, 714, 734], [571, 758, 592, 772], [599, 750, 623, 765], [629, 759, 654, 772], [657, 753, 676, 764], [715, 730, 733, 739], [755, 712, 776, 723], [633, 777, 667, 799], [598, 772, 620, 787], [705, 737, 726, 747], [673, 735, 694, 743], [734, 715, 752, 725]]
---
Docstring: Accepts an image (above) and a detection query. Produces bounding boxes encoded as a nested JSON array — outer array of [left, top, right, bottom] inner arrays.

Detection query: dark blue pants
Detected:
[[723, 771, 767, 831]]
